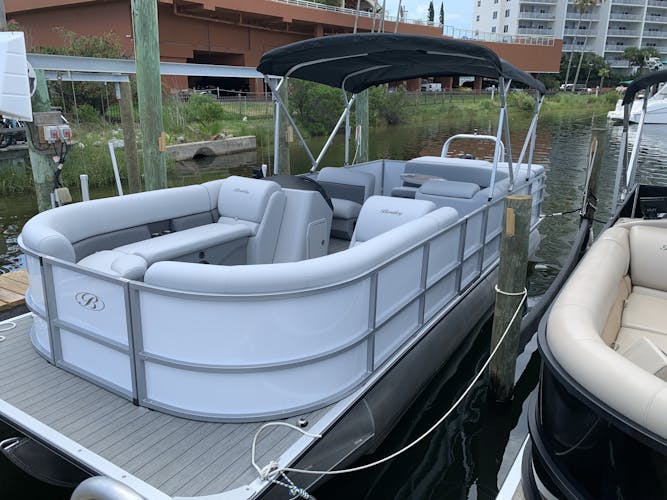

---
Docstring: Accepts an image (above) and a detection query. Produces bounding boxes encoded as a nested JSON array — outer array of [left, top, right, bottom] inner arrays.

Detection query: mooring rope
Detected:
[[251, 287, 528, 493]]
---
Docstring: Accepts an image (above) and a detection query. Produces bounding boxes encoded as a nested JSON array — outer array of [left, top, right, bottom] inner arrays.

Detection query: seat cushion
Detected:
[[418, 179, 480, 199], [615, 327, 667, 355], [115, 223, 252, 265], [217, 176, 282, 223], [390, 186, 419, 198], [622, 292, 667, 336], [629, 225, 667, 291], [332, 198, 362, 219], [350, 196, 436, 246], [78, 250, 148, 280]]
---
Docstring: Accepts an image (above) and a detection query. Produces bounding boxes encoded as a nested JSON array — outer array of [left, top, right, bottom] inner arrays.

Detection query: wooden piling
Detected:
[[119, 81, 141, 193], [25, 70, 55, 213], [489, 194, 532, 402], [131, 0, 166, 190]]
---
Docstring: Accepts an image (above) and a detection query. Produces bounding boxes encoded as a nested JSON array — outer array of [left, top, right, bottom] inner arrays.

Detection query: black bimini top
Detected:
[[622, 69, 667, 105], [257, 33, 546, 95]]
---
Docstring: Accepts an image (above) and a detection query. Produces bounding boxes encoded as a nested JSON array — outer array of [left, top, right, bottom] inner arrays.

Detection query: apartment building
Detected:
[[473, 0, 667, 72]]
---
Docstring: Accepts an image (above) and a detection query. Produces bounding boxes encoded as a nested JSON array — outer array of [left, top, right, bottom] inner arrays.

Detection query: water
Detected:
[[1, 115, 666, 498]]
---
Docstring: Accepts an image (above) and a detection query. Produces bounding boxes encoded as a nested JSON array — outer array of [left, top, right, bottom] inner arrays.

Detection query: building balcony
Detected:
[[643, 30, 667, 37], [607, 29, 641, 36], [604, 45, 627, 52], [646, 15, 667, 23], [518, 11, 556, 20], [563, 29, 592, 36], [609, 13, 644, 21], [522, 0, 557, 4], [648, 0, 667, 8], [611, 0, 646, 6], [607, 60, 631, 68], [517, 27, 555, 35], [565, 13, 599, 21]]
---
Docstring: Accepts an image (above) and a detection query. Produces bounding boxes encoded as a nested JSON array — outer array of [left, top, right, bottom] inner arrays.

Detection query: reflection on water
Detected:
[[1, 114, 666, 499]]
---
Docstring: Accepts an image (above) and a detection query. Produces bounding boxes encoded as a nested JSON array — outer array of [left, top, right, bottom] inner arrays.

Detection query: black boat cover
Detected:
[[257, 33, 546, 95], [622, 69, 667, 105]]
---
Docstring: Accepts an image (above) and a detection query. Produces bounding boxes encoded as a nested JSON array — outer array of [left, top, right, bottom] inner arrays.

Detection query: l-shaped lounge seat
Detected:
[[547, 222, 667, 439], [21, 176, 287, 281]]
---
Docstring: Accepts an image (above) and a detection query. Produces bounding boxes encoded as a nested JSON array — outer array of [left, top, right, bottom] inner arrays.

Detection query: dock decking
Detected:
[[0, 270, 28, 311], [0, 314, 333, 498]]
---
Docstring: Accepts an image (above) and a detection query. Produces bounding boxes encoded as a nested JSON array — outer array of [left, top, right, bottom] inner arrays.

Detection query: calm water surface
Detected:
[[1, 115, 666, 499]]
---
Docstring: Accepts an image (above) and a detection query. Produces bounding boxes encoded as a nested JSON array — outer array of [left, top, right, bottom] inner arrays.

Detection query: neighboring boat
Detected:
[[607, 71, 667, 124], [1, 33, 548, 498], [523, 69, 667, 500]]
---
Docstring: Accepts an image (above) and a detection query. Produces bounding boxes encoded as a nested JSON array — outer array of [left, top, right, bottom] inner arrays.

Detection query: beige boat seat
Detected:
[[547, 223, 667, 440]]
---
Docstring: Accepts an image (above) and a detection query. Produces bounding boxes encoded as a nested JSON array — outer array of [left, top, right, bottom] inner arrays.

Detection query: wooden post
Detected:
[[277, 80, 290, 175], [25, 70, 55, 213], [131, 0, 166, 190], [119, 81, 141, 193], [582, 128, 607, 221], [355, 89, 369, 163], [489, 194, 532, 402]]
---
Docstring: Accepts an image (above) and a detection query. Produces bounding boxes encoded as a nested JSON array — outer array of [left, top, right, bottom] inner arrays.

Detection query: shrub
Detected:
[[289, 80, 341, 136]]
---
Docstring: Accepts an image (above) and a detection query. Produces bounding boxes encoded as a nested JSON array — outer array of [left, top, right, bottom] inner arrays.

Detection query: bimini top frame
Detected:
[[612, 69, 667, 214], [257, 33, 546, 197]]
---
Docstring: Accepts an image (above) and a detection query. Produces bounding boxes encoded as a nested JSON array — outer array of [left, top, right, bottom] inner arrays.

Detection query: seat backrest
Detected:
[[630, 225, 667, 292], [217, 176, 286, 263], [350, 196, 436, 246], [317, 167, 375, 205], [404, 156, 507, 188]]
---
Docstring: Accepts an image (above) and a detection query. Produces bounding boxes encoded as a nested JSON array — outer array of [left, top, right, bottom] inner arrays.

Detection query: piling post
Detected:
[[131, 0, 166, 190], [582, 128, 607, 222], [24, 70, 55, 213], [355, 90, 369, 163], [489, 194, 532, 401], [119, 81, 141, 193]]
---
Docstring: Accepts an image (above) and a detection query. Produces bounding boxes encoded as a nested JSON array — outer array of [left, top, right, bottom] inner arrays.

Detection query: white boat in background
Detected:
[[1, 33, 548, 499], [608, 79, 667, 124]]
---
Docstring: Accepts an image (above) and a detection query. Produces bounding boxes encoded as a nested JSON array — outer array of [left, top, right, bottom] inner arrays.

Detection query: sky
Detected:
[[382, 0, 473, 31]]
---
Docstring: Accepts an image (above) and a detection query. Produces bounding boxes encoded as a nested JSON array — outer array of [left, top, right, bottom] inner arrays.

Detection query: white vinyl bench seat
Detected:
[[114, 223, 252, 266]]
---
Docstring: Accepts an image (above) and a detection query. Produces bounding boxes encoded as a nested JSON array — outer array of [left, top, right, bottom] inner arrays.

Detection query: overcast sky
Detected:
[[383, 0, 473, 30]]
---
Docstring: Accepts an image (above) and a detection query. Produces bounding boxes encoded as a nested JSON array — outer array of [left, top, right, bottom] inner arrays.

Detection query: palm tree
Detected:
[[598, 66, 610, 89], [565, 0, 604, 91]]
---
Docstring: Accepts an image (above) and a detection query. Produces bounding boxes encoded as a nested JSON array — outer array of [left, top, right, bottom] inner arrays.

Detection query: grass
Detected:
[[0, 91, 618, 196]]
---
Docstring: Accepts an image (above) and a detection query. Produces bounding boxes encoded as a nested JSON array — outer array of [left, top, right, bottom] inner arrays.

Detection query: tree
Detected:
[[598, 66, 610, 89], [439, 3, 444, 26], [569, 1, 605, 91], [564, 1, 604, 91], [428, 1, 434, 23], [623, 46, 661, 75]]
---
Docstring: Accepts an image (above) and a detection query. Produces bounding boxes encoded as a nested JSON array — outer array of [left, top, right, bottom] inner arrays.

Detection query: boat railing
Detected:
[[22, 175, 543, 421], [441, 134, 506, 160]]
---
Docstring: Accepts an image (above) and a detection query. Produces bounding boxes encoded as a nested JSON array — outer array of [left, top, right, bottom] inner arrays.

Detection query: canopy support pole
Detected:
[[490, 77, 512, 199], [266, 76, 317, 172], [627, 91, 649, 190], [612, 103, 630, 214], [501, 78, 514, 191], [516, 94, 543, 181], [344, 90, 351, 165], [312, 94, 357, 172]]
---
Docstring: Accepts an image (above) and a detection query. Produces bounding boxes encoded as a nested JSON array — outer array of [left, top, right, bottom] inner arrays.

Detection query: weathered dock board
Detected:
[[0, 270, 28, 311]]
